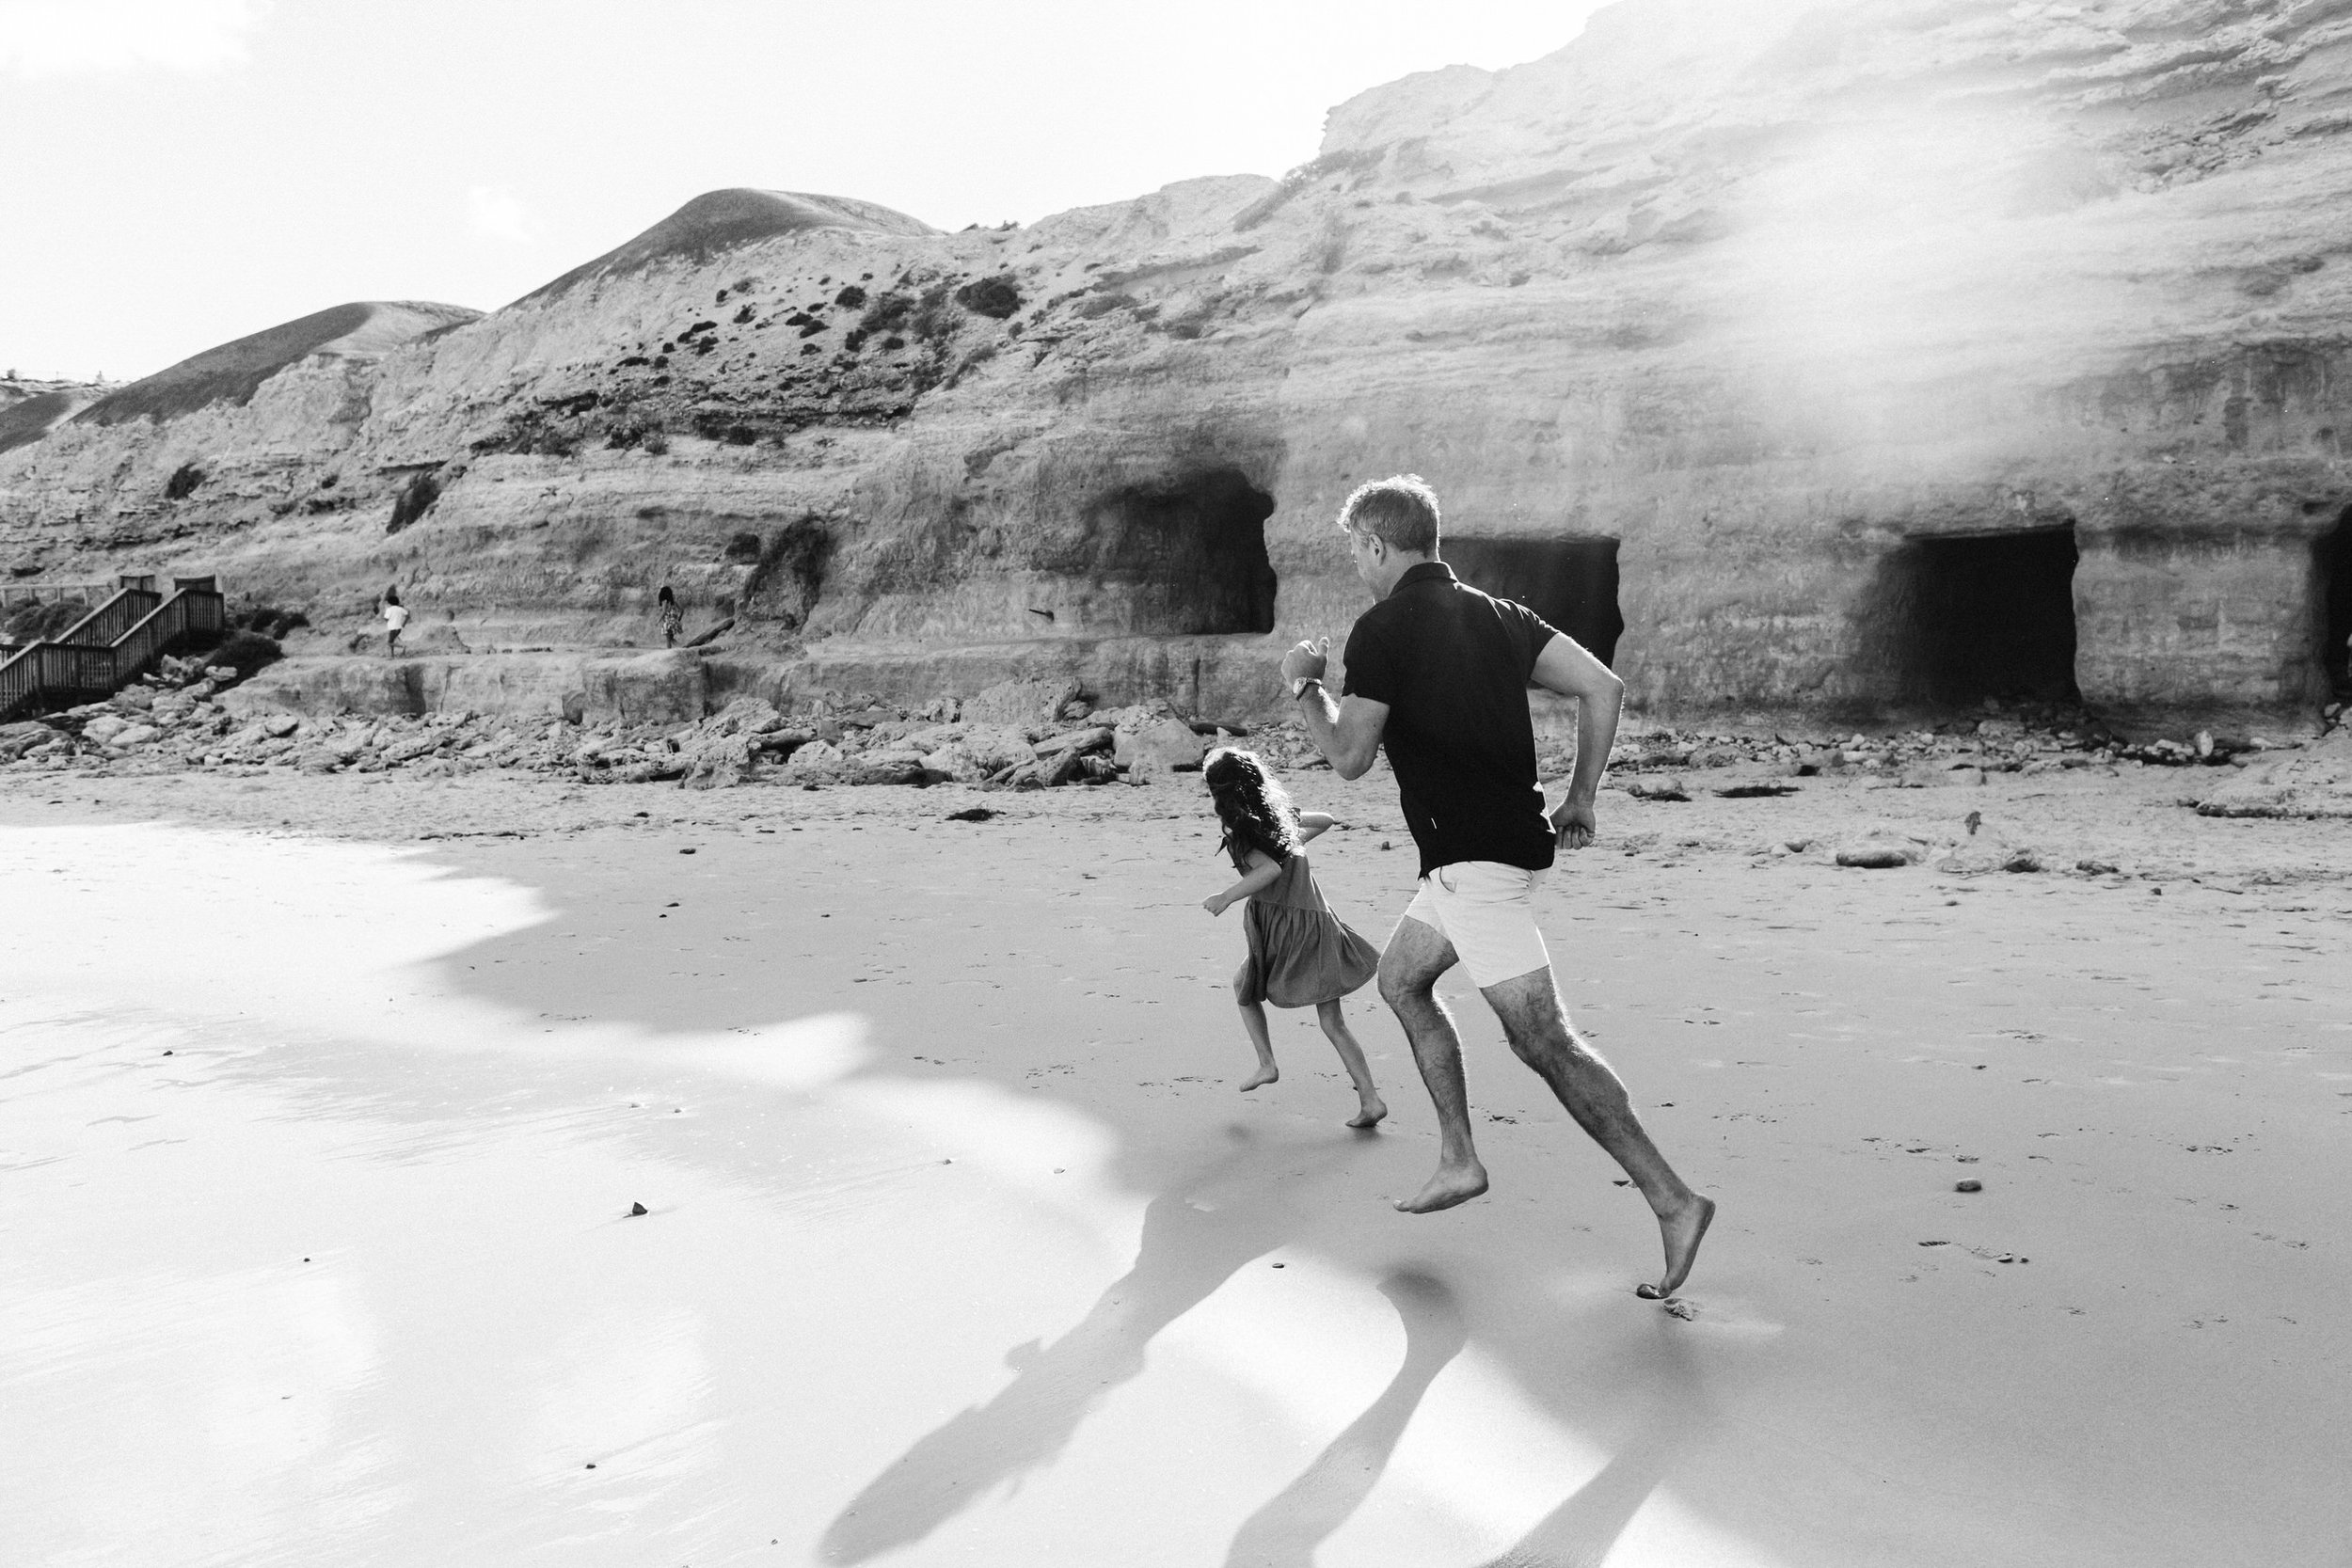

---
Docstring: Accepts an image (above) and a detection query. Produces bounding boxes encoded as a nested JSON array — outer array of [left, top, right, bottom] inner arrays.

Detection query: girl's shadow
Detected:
[[818, 1131, 1362, 1564], [1221, 1268, 1467, 1568]]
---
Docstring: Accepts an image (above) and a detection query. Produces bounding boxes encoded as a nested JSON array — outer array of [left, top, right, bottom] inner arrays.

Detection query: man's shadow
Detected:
[[818, 1130, 1363, 1565], [1474, 1321, 1707, 1568], [1220, 1268, 1467, 1568], [1219, 1282, 1705, 1568]]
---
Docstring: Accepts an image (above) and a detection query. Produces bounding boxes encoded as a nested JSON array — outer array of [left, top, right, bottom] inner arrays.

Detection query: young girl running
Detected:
[[1200, 748, 1387, 1128]]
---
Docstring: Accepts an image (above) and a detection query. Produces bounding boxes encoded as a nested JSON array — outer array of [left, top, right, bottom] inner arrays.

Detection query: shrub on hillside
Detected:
[[908, 281, 960, 344], [855, 292, 915, 338], [236, 605, 310, 639], [164, 463, 206, 500], [202, 630, 282, 679], [3, 597, 90, 641], [953, 275, 1022, 319]]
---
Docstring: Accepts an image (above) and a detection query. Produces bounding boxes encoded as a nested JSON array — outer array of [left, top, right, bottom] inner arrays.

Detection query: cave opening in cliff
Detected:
[[1889, 527, 2081, 706], [744, 515, 834, 630], [1443, 537, 1624, 666], [1085, 468, 1278, 635], [2319, 510, 2352, 698]]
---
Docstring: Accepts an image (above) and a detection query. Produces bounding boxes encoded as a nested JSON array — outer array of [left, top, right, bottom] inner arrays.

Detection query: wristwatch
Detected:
[[1290, 675, 1323, 699]]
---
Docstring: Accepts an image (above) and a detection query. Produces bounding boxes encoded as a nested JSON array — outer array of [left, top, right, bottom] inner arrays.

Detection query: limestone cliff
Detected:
[[8, 0, 2352, 727]]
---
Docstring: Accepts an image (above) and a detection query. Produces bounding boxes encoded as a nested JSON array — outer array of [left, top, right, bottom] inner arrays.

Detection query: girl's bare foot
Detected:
[[1635, 1194, 1716, 1300], [1345, 1094, 1388, 1129], [1394, 1159, 1487, 1212], [1240, 1064, 1279, 1091]]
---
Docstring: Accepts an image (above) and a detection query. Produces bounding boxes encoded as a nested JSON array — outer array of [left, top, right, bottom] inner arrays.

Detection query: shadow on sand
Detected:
[[822, 1122, 1704, 1568], [1220, 1268, 1467, 1567], [415, 838, 1724, 1565], [1474, 1322, 1704, 1568], [818, 1129, 1366, 1564]]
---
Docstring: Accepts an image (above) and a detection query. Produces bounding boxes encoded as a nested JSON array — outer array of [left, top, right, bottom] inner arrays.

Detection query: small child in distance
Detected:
[[380, 587, 408, 657], [1200, 747, 1387, 1128]]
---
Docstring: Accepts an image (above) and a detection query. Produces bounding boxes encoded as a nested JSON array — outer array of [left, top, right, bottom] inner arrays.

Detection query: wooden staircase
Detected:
[[0, 575, 228, 722]]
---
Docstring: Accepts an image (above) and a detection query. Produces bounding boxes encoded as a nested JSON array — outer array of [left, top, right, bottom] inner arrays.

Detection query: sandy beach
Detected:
[[4, 762, 2347, 1567]]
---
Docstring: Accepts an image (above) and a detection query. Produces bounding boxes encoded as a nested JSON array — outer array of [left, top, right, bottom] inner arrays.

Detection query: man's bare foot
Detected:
[[1635, 1194, 1716, 1300], [1345, 1095, 1388, 1130], [1240, 1064, 1279, 1091], [1394, 1160, 1487, 1212]]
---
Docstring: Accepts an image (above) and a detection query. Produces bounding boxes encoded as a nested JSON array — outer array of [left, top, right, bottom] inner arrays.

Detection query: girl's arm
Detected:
[[1202, 848, 1282, 916], [1296, 811, 1338, 843]]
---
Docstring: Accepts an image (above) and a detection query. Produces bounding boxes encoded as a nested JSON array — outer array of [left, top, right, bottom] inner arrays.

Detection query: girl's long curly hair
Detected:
[[1204, 747, 1300, 863]]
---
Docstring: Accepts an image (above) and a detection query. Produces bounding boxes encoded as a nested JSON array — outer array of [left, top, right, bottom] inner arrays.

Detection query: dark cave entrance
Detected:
[[2319, 509, 2352, 698], [1884, 527, 2081, 706], [1085, 468, 1278, 635], [743, 515, 834, 629], [1443, 537, 1624, 667]]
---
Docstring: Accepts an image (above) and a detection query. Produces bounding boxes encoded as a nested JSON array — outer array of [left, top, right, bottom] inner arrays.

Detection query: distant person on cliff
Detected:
[[379, 587, 409, 658], [1279, 474, 1714, 1301], [657, 585, 685, 649]]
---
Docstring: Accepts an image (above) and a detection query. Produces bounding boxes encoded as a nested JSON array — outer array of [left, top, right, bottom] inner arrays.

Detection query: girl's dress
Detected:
[[658, 600, 685, 642], [1228, 839, 1380, 1007]]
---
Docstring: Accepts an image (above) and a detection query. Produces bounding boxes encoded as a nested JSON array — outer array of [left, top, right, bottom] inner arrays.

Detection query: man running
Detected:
[[1280, 474, 1714, 1300]]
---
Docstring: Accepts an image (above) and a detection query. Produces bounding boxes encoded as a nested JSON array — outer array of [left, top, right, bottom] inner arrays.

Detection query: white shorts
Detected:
[[1399, 861, 1551, 989]]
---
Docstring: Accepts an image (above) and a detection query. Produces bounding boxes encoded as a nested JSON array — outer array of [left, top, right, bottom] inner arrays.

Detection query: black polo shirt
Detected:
[[1341, 561, 1560, 878]]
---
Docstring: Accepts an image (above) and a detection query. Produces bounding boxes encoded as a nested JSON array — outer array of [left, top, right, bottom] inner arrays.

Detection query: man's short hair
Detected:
[[1337, 474, 1441, 555]]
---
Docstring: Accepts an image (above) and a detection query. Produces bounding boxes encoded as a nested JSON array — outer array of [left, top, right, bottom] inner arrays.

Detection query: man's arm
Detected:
[[1279, 636, 1390, 781], [1529, 632, 1625, 849], [1295, 689, 1389, 781]]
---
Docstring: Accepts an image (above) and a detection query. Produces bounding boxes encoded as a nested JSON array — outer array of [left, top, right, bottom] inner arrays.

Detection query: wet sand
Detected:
[[3, 765, 2348, 1566]]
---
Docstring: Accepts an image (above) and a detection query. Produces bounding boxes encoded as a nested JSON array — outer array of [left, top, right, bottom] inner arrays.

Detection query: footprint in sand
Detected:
[[1658, 1294, 1784, 1341]]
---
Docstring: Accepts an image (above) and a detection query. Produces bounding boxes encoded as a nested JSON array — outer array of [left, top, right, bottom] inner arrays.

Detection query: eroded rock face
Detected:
[[9, 2, 2352, 725]]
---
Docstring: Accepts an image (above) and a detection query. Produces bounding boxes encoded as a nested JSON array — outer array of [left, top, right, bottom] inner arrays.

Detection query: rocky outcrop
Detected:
[[219, 646, 708, 725], [2197, 731, 2352, 816], [10, 1, 2352, 729]]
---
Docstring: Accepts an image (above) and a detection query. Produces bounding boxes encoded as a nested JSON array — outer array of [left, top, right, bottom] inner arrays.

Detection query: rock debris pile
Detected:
[[1594, 702, 2298, 793], [9, 670, 2340, 808], [0, 673, 1299, 792]]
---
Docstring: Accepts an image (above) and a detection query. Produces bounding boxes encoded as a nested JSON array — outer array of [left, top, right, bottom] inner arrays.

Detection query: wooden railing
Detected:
[[112, 589, 226, 687], [0, 581, 115, 610], [0, 580, 228, 722], [53, 587, 163, 650], [0, 642, 47, 721]]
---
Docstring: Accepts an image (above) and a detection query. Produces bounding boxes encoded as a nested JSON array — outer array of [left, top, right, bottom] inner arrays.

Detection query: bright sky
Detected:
[[0, 0, 1608, 383]]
